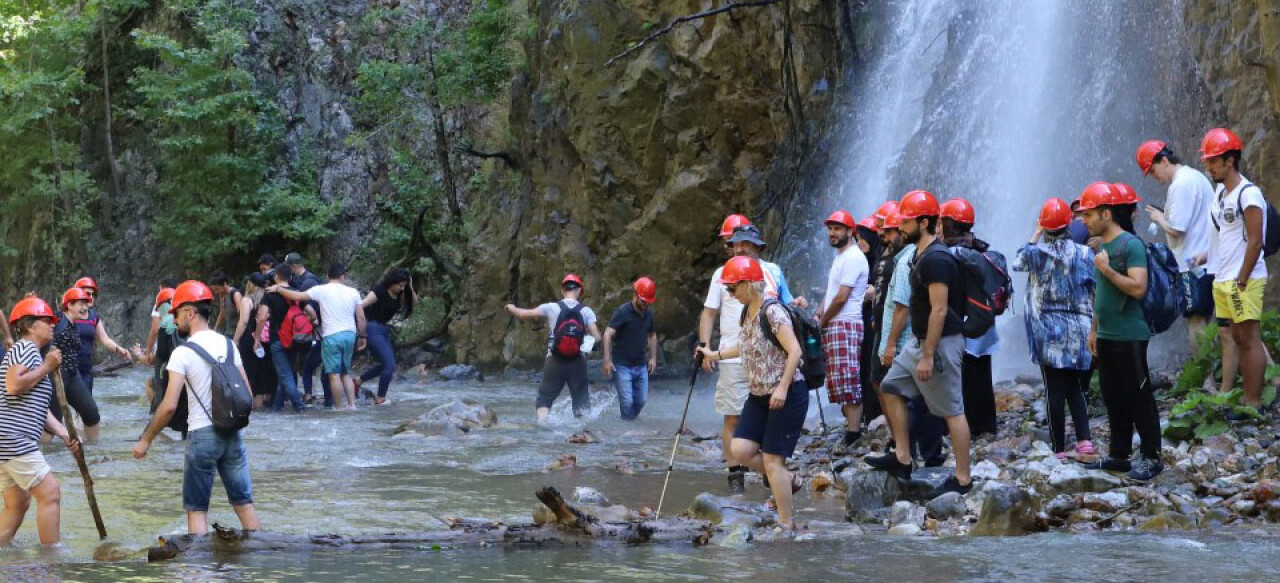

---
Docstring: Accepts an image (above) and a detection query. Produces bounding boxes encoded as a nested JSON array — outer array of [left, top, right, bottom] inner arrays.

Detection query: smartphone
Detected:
[[1145, 203, 1164, 212]]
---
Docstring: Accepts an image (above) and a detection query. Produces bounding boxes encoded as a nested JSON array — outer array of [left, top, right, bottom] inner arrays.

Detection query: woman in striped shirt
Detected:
[[0, 298, 79, 546]]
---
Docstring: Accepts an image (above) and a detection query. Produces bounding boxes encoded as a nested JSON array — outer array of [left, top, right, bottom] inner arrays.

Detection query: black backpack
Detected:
[[944, 246, 996, 339], [182, 337, 252, 435], [550, 301, 587, 359], [744, 299, 827, 390], [1210, 183, 1280, 257]]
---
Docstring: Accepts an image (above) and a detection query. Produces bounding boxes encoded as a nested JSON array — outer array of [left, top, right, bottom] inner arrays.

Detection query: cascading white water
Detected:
[[801, 0, 1212, 376]]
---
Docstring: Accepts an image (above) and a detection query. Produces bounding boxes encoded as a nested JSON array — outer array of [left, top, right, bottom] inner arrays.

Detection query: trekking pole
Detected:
[[655, 348, 703, 519], [52, 372, 107, 539]]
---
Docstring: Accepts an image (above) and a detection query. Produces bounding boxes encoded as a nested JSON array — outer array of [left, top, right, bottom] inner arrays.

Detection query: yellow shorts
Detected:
[[1213, 278, 1266, 323]]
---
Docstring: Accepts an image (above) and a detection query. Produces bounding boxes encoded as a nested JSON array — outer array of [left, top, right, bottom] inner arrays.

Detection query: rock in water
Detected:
[[567, 431, 599, 444], [573, 487, 610, 507], [842, 470, 902, 523], [926, 492, 967, 520], [547, 454, 578, 471], [713, 525, 753, 547], [888, 501, 926, 528], [687, 493, 771, 528], [971, 484, 1038, 536], [439, 364, 480, 381], [888, 523, 923, 536], [394, 400, 498, 437]]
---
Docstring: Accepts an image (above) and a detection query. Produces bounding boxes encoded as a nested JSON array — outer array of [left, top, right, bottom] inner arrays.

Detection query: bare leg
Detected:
[[842, 404, 863, 432], [1218, 323, 1239, 393], [342, 374, 357, 409], [882, 394, 912, 466], [83, 424, 101, 444], [233, 503, 261, 531], [0, 486, 31, 544], [187, 510, 208, 535], [762, 453, 794, 527], [30, 474, 61, 545], [729, 438, 763, 473], [945, 415, 972, 484], [536, 407, 550, 423], [327, 374, 345, 410], [1233, 321, 1266, 407], [1186, 314, 1207, 352], [722, 415, 741, 466]]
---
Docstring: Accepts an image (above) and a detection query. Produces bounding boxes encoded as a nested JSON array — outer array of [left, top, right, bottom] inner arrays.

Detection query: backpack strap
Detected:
[[756, 299, 786, 352], [557, 300, 583, 321], [176, 340, 228, 423]]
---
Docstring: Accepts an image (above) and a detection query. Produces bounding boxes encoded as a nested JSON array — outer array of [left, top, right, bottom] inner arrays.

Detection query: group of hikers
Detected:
[[0, 126, 1271, 543]]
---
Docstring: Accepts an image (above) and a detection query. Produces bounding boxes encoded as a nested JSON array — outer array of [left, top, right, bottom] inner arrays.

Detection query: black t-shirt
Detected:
[[365, 286, 401, 324], [262, 291, 292, 344], [908, 240, 965, 339], [607, 302, 654, 367]]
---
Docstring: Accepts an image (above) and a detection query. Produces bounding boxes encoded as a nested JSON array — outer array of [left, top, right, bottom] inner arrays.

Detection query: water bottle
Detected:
[[805, 333, 819, 356], [254, 344, 266, 359]]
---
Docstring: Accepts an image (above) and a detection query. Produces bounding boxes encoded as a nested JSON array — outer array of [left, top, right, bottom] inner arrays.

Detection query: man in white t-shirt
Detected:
[[1138, 140, 1216, 349], [818, 211, 869, 448], [271, 263, 367, 410], [1201, 128, 1269, 413], [506, 274, 602, 422], [134, 280, 260, 535]]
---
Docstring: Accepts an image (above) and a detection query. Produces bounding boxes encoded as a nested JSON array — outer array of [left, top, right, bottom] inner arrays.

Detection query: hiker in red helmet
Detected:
[[819, 210, 870, 447], [940, 198, 999, 438], [71, 276, 134, 397], [506, 273, 602, 422], [602, 278, 658, 420], [1200, 128, 1269, 417]]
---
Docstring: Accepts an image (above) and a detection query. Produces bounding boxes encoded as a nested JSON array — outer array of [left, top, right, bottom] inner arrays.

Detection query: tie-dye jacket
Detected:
[[1012, 237, 1095, 371]]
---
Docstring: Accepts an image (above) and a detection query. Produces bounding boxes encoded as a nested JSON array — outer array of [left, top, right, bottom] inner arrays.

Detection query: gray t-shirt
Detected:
[[537, 300, 597, 354]]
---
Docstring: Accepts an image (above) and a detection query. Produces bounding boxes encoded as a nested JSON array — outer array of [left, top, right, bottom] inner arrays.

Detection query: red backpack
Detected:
[[279, 301, 315, 348], [551, 301, 586, 359]]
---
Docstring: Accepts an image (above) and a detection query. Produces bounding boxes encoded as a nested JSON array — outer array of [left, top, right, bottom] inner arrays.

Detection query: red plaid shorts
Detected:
[[822, 319, 863, 404]]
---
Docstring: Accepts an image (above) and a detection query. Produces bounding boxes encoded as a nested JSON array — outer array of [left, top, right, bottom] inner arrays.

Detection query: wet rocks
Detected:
[[688, 493, 771, 529], [547, 454, 578, 471], [393, 400, 498, 437], [970, 484, 1038, 536], [567, 431, 599, 444], [810, 472, 835, 494], [926, 492, 967, 521], [888, 501, 926, 530], [438, 364, 481, 381], [842, 470, 902, 522], [1139, 511, 1195, 532], [1042, 465, 1124, 495], [573, 487, 610, 506]]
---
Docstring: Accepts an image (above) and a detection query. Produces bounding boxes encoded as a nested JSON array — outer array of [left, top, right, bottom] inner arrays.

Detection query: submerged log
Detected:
[[147, 487, 716, 562]]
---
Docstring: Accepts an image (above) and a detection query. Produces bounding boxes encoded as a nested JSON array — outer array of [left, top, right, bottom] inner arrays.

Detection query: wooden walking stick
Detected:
[[52, 372, 107, 539]]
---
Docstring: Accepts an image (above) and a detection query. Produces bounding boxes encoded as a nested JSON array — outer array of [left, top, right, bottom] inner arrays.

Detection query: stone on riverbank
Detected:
[[688, 493, 772, 529], [926, 492, 967, 520], [438, 364, 481, 381], [393, 399, 498, 437], [970, 484, 1038, 536]]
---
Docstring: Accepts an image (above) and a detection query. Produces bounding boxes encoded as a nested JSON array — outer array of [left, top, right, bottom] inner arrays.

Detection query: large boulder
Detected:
[[926, 492, 968, 520], [970, 484, 1039, 536], [394, 400, 498, 437], [438, 364, 481, 381], [842, 466, 953, 522]]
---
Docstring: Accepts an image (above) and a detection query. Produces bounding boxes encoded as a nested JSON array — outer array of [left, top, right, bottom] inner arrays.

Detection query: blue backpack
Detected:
[[1138, 237, 1185, 334]]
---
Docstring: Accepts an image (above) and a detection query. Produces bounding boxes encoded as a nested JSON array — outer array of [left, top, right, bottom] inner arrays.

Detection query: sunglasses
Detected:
[[723, 282, 741, 294]]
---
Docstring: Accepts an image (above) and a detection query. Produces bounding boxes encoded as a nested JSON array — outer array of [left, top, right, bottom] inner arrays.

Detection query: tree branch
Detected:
[[604, 0, 783, 67]]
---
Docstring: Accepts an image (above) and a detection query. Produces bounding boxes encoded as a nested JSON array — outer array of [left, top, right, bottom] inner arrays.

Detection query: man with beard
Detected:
[[818, 211, 870, 447], [865, 190, 973, 498], [941, 198, 999, 437]]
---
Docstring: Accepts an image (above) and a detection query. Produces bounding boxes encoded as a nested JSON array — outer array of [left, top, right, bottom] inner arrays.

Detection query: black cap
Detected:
[[284, 252, 303, 266], [727, 224, 767, 248], [248, 273, 268, 288]]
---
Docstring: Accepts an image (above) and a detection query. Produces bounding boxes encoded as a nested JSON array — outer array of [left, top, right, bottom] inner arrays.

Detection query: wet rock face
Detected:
[[452, 0, 856, 367], [394, 399, 498, 437]]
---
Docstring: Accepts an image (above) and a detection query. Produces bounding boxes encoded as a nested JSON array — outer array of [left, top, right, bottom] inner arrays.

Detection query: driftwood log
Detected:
[[147, 487, 717, 562]]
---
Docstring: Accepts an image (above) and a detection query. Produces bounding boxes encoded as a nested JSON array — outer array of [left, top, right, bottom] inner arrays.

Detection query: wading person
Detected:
[[602, 277, 658, 421], [818, 210, 869, 447], [0, 297, 79, 546], [49, 288, 103, 444], [284, 253, 327, 404], [1138, 140, 1217, 350], [239, 274, 276, 409], [73, 276, 134, 395], [865, 190, 973, 498], [1013, 199, 1096, 459], [211, 272, 245, 339], [505, 274, 602, 422], [358, 269, 418, 406], [1078, 182, 1163, 480], [270, 263, 366, 410], [1202, 128, 1270, 416], [142, 278, 180, 366], [255, 269, 309, 413], [941, 198, 999, 437], [698, 256, 808, 529], [134, 281, 261, 535]]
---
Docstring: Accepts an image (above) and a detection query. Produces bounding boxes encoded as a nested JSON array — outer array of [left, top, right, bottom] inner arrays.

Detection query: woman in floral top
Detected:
[[699, 256, 808, 529], [1012, 198, 1095, 458]]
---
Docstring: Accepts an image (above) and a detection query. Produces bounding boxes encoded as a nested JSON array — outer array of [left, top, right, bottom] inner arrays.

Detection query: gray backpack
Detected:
[[183, 337, 252, 435]]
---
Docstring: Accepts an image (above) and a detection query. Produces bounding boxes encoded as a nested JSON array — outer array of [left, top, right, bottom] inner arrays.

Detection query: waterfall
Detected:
[[796, 0, 1213, 375]]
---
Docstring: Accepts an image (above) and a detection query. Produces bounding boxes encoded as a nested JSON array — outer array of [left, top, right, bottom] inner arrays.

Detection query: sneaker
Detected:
[[865, 453, 913, 481], [843, 430, 862, 448], [727, 468, 746, 493], [1127, 457, 1164, 481], [926, 476, 973, 499], [1082, 457, 1131, 473], [1074, 440, 1096, 456]]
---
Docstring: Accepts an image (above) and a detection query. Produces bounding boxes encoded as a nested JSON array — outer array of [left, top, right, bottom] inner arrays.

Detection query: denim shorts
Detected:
[[183, 427, 254, 512], [321, 330, 357, 375]]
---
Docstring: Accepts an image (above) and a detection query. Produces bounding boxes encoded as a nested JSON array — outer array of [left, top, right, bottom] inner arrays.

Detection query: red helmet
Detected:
[[61, 287, 93, 310], [1200, 127, 1244, 160], [896, 190, 940, 219], [1038, 198, 1074, 230], [9, 297, 58, 325], [1136, 140, 1167, 174], [718, 256, 764, 284], [824, 210, 856, 229], [719, 214, 752, 238], [1112, 182, 1141, 205], [75, 276, 98, 292], [1076, 181, 1121, 211], [940, 198, 975, 224], [857, 216, 880, 232], [169, 280, 214, 314], [155, 287, 176, 308], [873, 201, 900, 221], [633, 277, 657, 304], [882, 210, 903, 230], [561, 273, 583, 288]]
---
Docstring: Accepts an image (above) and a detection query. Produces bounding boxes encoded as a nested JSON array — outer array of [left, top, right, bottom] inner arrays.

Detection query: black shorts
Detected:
[[734, 379, 809, 458]]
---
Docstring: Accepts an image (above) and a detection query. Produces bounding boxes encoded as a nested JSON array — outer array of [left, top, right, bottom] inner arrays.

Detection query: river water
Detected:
[[3, 369, 1280, 581]]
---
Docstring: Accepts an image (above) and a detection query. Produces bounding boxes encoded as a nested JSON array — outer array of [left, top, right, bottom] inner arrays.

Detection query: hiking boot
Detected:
[[843, 430, 862, 448], [865, 453, 913, 481], [1127, 457, 1164, 481], [927, 476, 973, 499], [1082, 457, 1131, 473], [727, 467, 746, 493]]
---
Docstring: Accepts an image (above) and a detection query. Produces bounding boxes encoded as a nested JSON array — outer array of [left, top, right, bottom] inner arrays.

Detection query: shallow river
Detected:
[[3, 369, 1280, 581]]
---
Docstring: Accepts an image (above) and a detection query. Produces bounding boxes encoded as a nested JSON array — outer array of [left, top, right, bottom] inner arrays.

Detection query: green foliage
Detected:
[[1173, 321, 1222, 395], [1164, 388, 1267, 441]]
